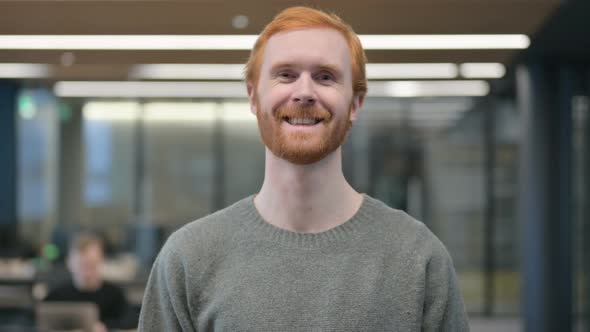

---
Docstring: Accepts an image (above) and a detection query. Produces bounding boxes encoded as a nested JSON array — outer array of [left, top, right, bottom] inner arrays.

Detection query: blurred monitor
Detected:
[[125, 224, 164, 268], [36, 302, 98, 332], [0, 224, 19, 257]]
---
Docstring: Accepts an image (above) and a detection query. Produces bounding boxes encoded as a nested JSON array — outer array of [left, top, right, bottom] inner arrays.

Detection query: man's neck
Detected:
[[254, 148, 363, 233]]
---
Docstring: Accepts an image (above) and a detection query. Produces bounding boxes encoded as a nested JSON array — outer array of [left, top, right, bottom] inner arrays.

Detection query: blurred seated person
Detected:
[[44, 231, 132, 331]]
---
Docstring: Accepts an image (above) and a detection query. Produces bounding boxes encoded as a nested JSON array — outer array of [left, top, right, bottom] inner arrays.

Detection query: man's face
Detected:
[[67, 244, 104, 291], [249, 28, 361, 165]]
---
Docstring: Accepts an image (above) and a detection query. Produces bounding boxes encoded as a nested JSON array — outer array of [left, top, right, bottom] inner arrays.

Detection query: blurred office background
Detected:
[[0, 1, 589, 331]]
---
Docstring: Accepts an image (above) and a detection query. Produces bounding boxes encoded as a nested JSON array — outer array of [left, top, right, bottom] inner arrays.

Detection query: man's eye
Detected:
[[277, 72, 295, 80], [316, 73, 335, 82]]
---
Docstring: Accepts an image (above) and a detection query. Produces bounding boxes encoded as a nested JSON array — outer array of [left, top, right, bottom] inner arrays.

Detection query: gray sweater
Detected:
[[139, 194, 469, 331]]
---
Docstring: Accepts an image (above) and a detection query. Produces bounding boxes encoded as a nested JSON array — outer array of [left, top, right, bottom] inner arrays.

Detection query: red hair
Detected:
[[245, 6, 368, 97]]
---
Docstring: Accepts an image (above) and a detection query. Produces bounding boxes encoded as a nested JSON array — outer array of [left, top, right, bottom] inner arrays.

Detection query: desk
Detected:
[[0, 278, 35, 309]]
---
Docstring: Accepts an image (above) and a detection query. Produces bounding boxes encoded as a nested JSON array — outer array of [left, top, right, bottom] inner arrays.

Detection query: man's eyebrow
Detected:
[[318, 64, 343, 76], [268, 62, 343, 76], [269, 62, 295, 73]]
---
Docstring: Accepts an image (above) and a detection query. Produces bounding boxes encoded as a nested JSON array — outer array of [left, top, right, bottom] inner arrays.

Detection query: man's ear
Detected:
[[349, 93, 365, 122], [247, 82, 257, 115]]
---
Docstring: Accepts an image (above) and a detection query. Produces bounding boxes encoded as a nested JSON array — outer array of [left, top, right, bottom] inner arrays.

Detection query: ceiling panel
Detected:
[[0, 0, 562, 80], [0, 0, 560, 34]]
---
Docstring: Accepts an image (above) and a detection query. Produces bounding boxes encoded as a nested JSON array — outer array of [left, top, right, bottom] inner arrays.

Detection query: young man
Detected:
[[139, 6, 469, 331], [44, 232, 132, 332]]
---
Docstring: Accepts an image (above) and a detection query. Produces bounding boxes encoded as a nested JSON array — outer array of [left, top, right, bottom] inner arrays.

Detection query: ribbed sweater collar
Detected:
[[237, 193, 379, 248]]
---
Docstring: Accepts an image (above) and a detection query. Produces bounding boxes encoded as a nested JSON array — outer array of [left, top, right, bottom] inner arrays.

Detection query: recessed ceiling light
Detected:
[[60, 52, 76, 67], [368, 80, 490, 97], [460, 63, 506, 78], [0, 34, 529, 50], [55, 80, 490, 98], [0, 35, 257, 50], [129, 64, 245, 80], [54, 81, 248, 98], [131, 63, 461, 80], [83, 101, 141, 121], [221, 102, 257, 122], [367, 63, 458, 79], [360, 34, 530, 50], [0, 63, 51, 78], [232, 15, 249, 30], [130, 63, 500, 80]]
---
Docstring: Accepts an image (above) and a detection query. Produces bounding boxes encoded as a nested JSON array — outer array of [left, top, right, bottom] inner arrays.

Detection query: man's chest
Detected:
[[193, 246, 426, 331]]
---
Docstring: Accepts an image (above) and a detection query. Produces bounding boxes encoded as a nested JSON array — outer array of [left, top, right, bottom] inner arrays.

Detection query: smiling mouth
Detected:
[[283, 117, 324, 125]]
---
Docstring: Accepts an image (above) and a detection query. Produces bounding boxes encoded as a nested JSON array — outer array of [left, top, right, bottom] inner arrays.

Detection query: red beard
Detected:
[[256, 100, 352, 165]]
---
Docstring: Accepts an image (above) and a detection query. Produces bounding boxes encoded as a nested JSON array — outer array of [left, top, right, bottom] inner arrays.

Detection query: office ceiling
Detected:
[[0, 0, 563, 80]]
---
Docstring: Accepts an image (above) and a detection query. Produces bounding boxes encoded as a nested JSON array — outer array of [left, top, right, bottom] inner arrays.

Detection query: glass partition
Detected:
[[18, 95, 525, 316]]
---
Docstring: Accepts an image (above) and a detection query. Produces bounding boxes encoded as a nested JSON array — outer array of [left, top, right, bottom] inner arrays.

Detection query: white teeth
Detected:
[[288, 118, 316, 125]]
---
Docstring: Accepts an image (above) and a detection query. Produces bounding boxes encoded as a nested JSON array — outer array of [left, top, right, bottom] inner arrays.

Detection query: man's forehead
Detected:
[[261, 27, 351, 70], [266, 26, 345, 41]]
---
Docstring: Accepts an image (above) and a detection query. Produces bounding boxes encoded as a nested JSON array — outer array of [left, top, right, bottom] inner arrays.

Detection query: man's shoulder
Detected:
[[363, 194, 426, 235], [100, 281, 126, 294], [159, 196, 253, 259], [363, 195, 448, 256], [44, 282, 78, 301]]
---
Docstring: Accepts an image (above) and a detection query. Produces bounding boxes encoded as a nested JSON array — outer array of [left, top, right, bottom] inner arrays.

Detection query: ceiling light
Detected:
[[54, 81, 248, 98], [0, 34, 529, 50], [366, 63, 457, 79], [56, 80, 489, 98], [60, 52, 76, 67], [368, 80, 490, 97], [460, 63, 506, 78], [132, 63, 459, 80], [360, 34, 530, 50], [130, 64, 245, 80], [0, 63, 51, 78], [131, 63, 506, 80], [232, 15, 249, 30], [0, 35, 258, 50], [221, 102, 257, 122], [83, 101, 141, 121]]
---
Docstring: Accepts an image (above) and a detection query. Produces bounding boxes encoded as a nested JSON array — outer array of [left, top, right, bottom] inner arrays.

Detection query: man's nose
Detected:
[[292, 74, 316, 106]]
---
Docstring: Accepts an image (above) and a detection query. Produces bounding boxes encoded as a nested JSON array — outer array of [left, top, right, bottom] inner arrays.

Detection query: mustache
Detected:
[[274, 104, 332, 121]]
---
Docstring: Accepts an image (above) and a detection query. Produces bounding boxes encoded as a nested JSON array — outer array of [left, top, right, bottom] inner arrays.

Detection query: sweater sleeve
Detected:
[[138, 238, 197, 332], [422, 238, 470, 332]]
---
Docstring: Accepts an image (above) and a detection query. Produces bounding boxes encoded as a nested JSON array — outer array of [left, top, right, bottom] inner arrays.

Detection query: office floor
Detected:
[[470, 317, 521, 332], [471, 317, 588, 332]]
